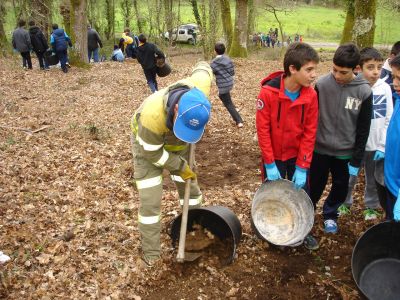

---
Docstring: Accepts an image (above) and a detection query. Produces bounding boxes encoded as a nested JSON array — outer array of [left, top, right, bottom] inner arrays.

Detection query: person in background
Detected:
[[310, 43, 372, 234], [122, 28, 134, 58], [256, 42, 320, 250], [12, 19, 32, 70], [210, 42, 243, 128], [50, 24, 72, 73], [340, 47, 393, 220], [87, 25, 103, 62], [28, 20, 49, 70], [136, 33, 165, 93], [381, 41, 400, 100], [111, 45, 124, 62]]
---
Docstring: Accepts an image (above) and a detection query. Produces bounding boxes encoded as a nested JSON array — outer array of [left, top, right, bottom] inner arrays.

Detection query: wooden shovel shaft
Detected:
[[176, 143, 195, 262]]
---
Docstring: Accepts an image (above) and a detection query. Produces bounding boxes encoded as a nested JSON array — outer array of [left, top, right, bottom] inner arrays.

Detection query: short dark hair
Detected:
[[333, 43, 360, 69], [114, 45, 118, 50], [138, 34, 146, 43], [214, 42, 226, 55], [124, 28, 130, 33], [391, 41, 400, 56], [52, 24, 59, 30], [18, 19, 26, 27], [283, 42, 319, 76], [390, 54, 400, 70], [359, 47, 383, 67], [28, 20, 35, 27]]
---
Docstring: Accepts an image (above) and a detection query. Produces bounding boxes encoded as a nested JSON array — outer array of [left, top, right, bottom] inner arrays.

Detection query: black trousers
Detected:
[[34, 51, 47, 69], [20, 51, 32, 69], [218, 92, 243, 124], [309, 152, 350, 221], [376, 182, 397, 220]]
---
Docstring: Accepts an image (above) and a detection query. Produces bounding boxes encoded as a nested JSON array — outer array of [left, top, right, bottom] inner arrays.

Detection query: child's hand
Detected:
[[292, 167, 307, 190], [373, 150, 385, 161], [264, 162, 281, 181]]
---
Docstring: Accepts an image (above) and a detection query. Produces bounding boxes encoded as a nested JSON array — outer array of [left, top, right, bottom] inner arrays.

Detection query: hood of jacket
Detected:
[[29, 26, 41, 35], [53, 28, 65, 37]]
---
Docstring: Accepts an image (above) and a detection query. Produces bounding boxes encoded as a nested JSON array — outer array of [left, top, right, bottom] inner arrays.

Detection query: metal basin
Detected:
[[251, 179, 314, 246]]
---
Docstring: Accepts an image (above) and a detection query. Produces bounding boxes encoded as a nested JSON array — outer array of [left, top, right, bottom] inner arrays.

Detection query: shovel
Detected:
[[176, 143, 203, 262]]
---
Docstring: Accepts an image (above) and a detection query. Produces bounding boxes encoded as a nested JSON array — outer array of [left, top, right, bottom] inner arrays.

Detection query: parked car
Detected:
[[164, 24, 199, 45]]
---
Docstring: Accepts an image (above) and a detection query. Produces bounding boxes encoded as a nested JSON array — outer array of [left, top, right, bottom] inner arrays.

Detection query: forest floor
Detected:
[[0, 50, 384, 299]]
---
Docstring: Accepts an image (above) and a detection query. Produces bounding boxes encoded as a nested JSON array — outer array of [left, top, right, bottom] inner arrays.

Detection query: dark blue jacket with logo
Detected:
[[50, 29, 71, 52]]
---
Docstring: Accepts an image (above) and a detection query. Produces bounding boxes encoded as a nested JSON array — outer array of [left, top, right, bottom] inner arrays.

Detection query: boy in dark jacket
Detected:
[[211, 42, 243, 127], [50, 24, 72, 73], [136, 34, 165, 93], [28, 20, 49, 70], [310, 43, 372, 234], [87, 25, 103, 62], [12, 19, 32, 69], [256, 42, 320, 250]]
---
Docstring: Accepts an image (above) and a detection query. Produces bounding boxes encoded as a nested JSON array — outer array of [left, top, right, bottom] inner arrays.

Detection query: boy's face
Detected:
[[392, 66, 400, 95], [361, 59, 383, 86], [290, 61, 317, 87], [332, 64, 355, 85]]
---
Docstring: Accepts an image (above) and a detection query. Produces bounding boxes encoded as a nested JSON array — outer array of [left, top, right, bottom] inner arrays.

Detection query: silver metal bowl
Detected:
[[251, 179, 314, 246]]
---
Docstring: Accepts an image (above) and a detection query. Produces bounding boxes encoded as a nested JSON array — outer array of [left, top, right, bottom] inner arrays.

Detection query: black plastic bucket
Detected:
[[352, 221, 400, 300], [169, 206, 242, 264], [44, 50, 59, 66], [156, 57, 172, 77]]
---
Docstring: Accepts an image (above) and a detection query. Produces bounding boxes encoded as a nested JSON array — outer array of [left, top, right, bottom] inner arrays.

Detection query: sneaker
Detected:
[[237, 123, 244, 128], [338, 204, 351, 216], [66, 62, 72, 68], [363, 208, 380, 221], [303, 234, 319, 250], [324, 219, 338, 234], [0, 251, 11, 264]]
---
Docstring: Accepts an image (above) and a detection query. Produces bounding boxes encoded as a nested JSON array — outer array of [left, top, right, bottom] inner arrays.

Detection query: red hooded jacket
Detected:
[[256, 71, 318, 169]]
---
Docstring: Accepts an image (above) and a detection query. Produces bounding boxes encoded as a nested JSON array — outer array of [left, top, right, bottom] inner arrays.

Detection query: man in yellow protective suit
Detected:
[[130, 62, 213, 267]]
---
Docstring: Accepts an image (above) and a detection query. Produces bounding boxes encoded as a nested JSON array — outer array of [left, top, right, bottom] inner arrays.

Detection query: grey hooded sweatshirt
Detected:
[[315, 73, 373, 167], [210, 55, 234, 94]]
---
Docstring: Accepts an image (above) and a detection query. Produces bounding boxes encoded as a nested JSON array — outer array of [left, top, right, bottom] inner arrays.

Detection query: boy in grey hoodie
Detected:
[[310, 43, 372, 234], [12, 19, 32, 69], [211, 43, 243, 127]]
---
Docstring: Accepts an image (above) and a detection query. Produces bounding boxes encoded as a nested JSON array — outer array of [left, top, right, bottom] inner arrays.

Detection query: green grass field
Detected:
[[4, 4, 399, 46]]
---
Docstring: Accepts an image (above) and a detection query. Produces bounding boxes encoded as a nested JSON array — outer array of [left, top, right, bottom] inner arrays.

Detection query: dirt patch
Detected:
[[0, 51, 378, 299]]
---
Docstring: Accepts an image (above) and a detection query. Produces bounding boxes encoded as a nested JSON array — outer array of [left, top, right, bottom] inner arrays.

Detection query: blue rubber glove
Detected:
[[264, 162, 282, 181], [292, 167, 307, 190], [348, 163, 359, 176], [373, 150, 385, 161], [394, 190, 400, 222]]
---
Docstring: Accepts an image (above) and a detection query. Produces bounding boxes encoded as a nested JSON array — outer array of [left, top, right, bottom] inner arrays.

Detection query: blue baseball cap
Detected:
[[173, 88, 211, 143]]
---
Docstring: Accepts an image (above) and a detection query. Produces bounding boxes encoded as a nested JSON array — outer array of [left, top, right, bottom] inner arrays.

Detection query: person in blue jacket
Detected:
[[50, 24, 72, 73], [377, 55, 400, 221]]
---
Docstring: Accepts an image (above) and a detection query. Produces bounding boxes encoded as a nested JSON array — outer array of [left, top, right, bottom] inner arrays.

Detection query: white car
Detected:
[[164, 24, 199, 45]]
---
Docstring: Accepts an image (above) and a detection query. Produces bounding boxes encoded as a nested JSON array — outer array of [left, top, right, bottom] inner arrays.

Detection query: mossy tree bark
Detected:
[[340, 0, 355, 44], [219, 0, 233, 50], [0, 2, 7, 49], [352, 0, 376, 48], [133, 0, 143, 33], [31, 0, 52, 38], [247, 0, 255, 44], [60, 0, 72, 36], [70, 0, 88, 63], [229, 0, 248, 58], [120, 0, 131, 29], [104, 0, 114, 40]]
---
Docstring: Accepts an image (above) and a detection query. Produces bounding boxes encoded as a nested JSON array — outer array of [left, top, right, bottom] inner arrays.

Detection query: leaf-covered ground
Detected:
[[0, 51, 382, 299]]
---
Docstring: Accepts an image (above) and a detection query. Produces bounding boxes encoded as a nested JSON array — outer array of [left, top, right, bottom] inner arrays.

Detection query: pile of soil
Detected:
[[0, 51, 381, 299]]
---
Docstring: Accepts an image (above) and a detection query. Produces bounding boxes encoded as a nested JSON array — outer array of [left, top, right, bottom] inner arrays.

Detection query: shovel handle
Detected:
[[176, 143, 195, 262]]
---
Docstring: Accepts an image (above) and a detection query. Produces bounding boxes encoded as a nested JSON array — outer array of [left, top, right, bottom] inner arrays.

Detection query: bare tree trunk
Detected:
[[121, 0, 131, 29], [70, 0, 88, 63], [247, 0, 255, 44], [340, 0, 355, 44], [104, 0, 113, 40], [60, 0, 71, 36], [133, 0, 143, 33], [31, 0, 52, 38], [206, 0, 218, 59], [0, 1, 7, 49], [190, 0, 202, 28], [229, 0, 248, 58], [219, 0, 233, 49], [352, 0, 376, 47], [13, 0, 31, 22], [164, 0, 173, 45]]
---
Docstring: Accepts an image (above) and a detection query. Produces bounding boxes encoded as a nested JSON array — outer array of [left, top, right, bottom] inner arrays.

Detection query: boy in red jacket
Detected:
[[256, 42, 319, 250]]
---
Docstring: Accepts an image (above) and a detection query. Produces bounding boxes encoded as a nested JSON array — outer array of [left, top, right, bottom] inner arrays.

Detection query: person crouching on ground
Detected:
[[382, 55, 400, 221], [256, 42, 320, 250], [111, 45, 124, 62], [130, 62, 213, 267], [136, 34, 165, 93], [211, 42, 244, 128], [50, 24, 72, 73], [309, 43, 372, 234]]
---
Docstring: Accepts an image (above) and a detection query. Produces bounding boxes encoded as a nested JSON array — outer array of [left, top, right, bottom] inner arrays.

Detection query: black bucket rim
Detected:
[[169, 205, 242, 264], [351, 220, 400, 299]]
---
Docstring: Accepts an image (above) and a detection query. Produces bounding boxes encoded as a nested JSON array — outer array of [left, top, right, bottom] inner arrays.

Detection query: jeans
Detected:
[[309, 152, 350, 221], [218, 93, 243, 124], [143, 68, 158, 93], [20, 51, 32, 69], [88, 48, 99, 62], [126, 44, 134, 58], [56, 50, 68, 70]]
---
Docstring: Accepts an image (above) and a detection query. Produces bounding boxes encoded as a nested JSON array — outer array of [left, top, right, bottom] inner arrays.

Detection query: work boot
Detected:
[[303, 234, 319, 250], [137, 255, 162, 270]]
